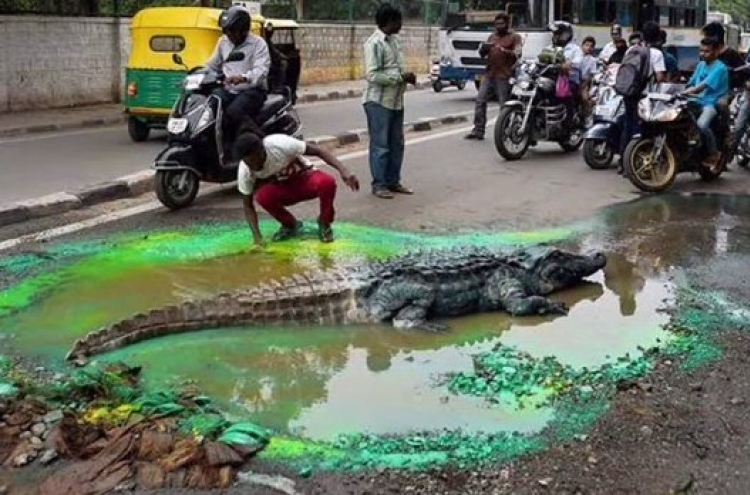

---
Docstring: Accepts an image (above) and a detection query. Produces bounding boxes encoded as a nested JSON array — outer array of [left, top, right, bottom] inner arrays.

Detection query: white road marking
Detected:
[[0, 116, 496, 252]]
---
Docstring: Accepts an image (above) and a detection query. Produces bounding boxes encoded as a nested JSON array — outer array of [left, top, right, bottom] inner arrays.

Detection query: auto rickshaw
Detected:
[[263, 19, 301, 104], [124, 6, 265, 142]]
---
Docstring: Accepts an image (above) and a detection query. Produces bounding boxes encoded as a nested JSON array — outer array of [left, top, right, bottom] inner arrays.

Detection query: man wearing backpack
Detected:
[[615, 22, 665, 174]]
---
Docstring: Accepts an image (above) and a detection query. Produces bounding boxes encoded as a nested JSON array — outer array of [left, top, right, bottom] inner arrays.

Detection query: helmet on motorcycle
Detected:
[[219, 6, 251, 35], [548, 20, 573, 47]]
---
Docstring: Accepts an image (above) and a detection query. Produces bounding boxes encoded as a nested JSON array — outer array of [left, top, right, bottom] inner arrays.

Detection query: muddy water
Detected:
[[2, 194, 748, 442]]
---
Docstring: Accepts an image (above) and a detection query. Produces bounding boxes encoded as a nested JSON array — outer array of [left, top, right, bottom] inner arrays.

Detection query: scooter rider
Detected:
[[547, 21, 583, 127], [206, 6, 270, 148]]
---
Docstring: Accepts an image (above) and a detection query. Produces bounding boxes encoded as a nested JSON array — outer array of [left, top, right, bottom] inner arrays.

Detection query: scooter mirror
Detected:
[[172, 53, 184, 66]]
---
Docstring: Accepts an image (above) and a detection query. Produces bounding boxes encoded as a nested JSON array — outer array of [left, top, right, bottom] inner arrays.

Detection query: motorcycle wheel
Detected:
[[493, 106, 530, 161], [155, 169, 200, 210], [583, 139, 614, 170], [737, 135, 750, 168], [558, 114, 585, 152], [432, 81, 443, 93], [624, 138, 677, 193]]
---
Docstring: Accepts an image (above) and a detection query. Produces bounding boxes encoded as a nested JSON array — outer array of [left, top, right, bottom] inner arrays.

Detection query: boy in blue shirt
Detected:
[[684, 37, 729, 168]]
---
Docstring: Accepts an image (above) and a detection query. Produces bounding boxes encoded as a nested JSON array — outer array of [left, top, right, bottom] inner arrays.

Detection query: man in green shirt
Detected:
[[362, 3, 417, 199]]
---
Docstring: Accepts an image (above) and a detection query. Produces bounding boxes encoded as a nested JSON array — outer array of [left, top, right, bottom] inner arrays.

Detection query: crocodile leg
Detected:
[[483, 271, 568, 316], [368, 280, 446, 331]]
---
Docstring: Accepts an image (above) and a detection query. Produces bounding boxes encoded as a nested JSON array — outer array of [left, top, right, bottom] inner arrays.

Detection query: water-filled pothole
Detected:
[[1, 194, 748, 445]]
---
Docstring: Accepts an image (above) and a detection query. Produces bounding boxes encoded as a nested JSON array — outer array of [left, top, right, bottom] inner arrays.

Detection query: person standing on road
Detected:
[[362, 3, 417, 199], [234, 131, 360, 245], [465, 13, 523, 141]]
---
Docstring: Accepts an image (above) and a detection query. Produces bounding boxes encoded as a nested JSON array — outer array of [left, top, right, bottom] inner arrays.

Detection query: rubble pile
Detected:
[[0, 360, 271, 495]]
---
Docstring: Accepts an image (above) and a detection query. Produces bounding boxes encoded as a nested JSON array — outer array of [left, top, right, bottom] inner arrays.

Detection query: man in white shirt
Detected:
[[598, 24, 622, 63], [234, 132, 360, 245]]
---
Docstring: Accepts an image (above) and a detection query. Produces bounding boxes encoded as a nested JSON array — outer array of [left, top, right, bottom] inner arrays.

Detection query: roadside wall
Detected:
[[0, 15, 438, 113]]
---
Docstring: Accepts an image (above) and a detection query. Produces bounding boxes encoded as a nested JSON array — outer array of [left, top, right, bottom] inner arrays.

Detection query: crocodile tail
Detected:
[[65, 270, 360, 362]]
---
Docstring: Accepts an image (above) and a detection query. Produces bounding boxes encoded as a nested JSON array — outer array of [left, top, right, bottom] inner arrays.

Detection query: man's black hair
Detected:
[[701, 36, 721, 50], [629, 32, 642, 42], [233, 130, 264, 160], [702, 21, 725, 44], [582, 36, 596, 46], [642, 21, 660, 44], [495, 12, 509, 22], [659, 29, 667, 43], [375, 3, 402, 29]]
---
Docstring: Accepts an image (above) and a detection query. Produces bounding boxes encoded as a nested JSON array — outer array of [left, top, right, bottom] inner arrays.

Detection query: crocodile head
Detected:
[[517, 246, 607, 295]]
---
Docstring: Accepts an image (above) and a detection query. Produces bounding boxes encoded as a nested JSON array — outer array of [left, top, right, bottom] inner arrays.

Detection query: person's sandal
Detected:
[[318, 222, 334, 243], [372, 189, 394, 199], [272, 221, 303, 242], [388, 184, 414, 195]]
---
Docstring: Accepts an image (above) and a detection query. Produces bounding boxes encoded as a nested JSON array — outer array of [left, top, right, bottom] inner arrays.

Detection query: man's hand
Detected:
[[403, 72, 417, 85], [226, 75, 246, 86], [341, 170, 360, 191]]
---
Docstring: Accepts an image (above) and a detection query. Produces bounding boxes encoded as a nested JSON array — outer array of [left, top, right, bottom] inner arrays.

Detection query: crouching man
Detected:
[[234, 131, 360, 245]]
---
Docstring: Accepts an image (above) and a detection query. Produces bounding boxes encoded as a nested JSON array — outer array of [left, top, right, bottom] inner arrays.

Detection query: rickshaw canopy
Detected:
[[128, 6, 266, 70]]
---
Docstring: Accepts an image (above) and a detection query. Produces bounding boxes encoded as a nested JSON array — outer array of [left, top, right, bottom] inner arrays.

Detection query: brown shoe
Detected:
[[372, 188, 394, 199], [388, 184, 414, 195]]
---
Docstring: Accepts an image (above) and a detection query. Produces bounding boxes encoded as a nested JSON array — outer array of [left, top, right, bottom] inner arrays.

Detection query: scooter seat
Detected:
[[256, 94, 288, 123]]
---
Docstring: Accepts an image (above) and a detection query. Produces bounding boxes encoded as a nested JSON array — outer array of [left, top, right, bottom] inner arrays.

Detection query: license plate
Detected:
[[594, 105, 614, 117], [167, 118, 188, 134], [512, 86, 534, 96]]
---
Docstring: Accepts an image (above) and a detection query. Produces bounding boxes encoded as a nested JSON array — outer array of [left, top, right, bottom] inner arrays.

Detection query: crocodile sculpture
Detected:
[[66, 246, 606, 362]]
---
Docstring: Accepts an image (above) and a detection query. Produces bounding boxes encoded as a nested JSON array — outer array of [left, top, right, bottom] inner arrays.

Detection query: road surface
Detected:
[[0, 87, 477, 204], [4, 118, 749, 249]]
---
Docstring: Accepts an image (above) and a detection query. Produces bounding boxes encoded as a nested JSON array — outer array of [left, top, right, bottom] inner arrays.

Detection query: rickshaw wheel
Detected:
[[128, 116, 150, 142]]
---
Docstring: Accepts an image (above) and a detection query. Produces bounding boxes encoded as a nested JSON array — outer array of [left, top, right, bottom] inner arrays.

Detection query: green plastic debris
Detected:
[[218, 422, 271, 449]]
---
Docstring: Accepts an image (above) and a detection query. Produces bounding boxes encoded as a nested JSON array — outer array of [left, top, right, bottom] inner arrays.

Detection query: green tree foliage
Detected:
[[712, 0, 750, 25]]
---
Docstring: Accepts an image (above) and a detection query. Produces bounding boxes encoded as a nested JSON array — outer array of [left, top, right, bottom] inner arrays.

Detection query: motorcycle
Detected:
[[623, 83, 732, 192], [153, 52, 303, 210], [583, 64, 625, 170], [493, 59, 585, 161], [731, 88, 749, 169]]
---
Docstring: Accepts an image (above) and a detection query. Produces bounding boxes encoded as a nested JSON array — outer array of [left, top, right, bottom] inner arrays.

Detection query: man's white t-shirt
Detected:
[[237, 134, 314, 196], [648, 47, 666, 77], [599, 41, 617, 62]]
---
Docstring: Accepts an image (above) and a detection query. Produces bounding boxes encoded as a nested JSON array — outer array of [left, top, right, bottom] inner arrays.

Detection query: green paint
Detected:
[[3, 214, 750, 473]]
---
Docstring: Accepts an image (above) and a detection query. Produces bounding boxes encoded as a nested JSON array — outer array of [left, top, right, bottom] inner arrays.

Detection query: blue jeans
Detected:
[[364, 102, 405, 191], [697, 105, 718, 155]]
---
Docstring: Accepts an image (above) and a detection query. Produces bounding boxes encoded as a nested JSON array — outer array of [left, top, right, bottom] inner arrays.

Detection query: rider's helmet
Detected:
[[219, 6, 251, 35], [548, 20, 574, 47]]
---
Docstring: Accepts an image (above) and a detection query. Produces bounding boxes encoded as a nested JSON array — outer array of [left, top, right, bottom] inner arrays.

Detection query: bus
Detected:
[[438, 0, 709, 88]]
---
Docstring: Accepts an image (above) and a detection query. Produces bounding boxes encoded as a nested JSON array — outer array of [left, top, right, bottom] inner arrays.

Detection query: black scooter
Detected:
[[153, 52, 303, 210]]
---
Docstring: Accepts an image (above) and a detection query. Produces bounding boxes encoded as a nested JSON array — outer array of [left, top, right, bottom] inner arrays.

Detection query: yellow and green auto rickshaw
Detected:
[[263, 18, 301, 104], [124, 6, 265, 142]]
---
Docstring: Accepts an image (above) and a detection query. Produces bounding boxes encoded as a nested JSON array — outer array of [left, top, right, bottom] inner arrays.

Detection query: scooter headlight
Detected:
[[195, 106, 213, 132]]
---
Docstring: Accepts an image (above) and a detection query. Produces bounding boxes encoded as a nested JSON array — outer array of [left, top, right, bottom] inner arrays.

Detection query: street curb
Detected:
[[0, 82, 433, 139], [0, 110, 470, 229]]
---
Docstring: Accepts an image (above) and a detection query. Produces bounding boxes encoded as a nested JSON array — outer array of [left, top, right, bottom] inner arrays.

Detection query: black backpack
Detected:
[[614, 45, 651, 98]]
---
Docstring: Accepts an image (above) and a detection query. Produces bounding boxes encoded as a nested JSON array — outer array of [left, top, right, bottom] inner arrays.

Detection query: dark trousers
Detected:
[[620, 97, 640, 156], [214, 87, 267, 140], [472, 77, 511, 136]]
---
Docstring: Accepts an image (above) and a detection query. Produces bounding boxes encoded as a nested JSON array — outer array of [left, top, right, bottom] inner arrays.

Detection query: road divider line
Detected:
[[0, 117, 496, 252], [0, 112, 473, 230]]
